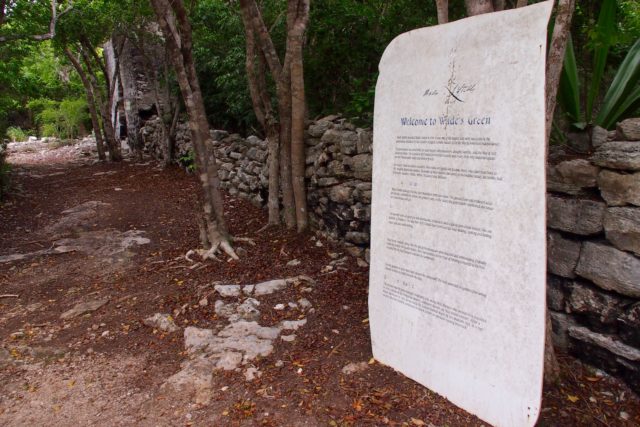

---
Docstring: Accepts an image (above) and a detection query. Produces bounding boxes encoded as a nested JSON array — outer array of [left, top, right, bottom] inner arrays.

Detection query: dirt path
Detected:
[[0, 141, 638, 426]]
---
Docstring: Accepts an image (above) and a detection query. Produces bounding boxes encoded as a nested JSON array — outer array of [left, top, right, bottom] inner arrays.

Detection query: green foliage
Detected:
[[0, 41, 83, 137], [191, 0, 256, 132], [305, 1, 436, 123], [6, 126, 28, 142], [595, 38, 640, 129], [178, 150, 196, 173], [29, 97, 88, 139], [558, 0, 640, 130], [188, 0, 438, 131]]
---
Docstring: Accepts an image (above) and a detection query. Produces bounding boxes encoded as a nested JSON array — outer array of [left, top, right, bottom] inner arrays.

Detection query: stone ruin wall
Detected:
[[141, 116, 640, 393]]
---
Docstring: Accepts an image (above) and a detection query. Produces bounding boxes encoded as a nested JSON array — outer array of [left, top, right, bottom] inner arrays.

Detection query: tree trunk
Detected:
[[167, 102, 181, 165], [240, 11, 281, 225], [435, 0, 448, 24], [288, 0, 310, 231], [516, 0, 528, 7], [277, 71, 296, 229], [118, 39, 143, 161], [542, 0, 576, 386], [150, 0, 236, 260], [79, 46, 122, 161], [239, 0, 310, 230], [492, 0, 505, 11], [64, 47, 106, 161], [545, 0, 575, 143], [465, 0, 494, 16]]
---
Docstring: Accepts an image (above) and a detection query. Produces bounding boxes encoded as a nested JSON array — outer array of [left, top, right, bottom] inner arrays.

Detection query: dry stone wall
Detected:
[[547, 118, 640, 393], [141, 115, 640, 392]]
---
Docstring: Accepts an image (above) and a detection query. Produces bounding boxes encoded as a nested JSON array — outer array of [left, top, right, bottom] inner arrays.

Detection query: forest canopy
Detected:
[[0, 0, 638, 138]]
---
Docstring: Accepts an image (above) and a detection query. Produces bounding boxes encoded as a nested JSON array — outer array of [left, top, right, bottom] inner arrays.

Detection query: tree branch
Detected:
[[0, 0, 73, 43], [435, 0, 448, 24], [239, 0, 283, 82]]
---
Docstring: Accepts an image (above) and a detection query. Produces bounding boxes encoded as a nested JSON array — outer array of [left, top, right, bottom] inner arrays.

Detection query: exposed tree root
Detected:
[[186, 234, 257, 263]]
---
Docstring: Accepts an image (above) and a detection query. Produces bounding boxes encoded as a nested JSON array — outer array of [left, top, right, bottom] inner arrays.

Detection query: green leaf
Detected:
[[586, 0, 617, 123], [596, 37, 640, 129], [558, 35, 583, 124]]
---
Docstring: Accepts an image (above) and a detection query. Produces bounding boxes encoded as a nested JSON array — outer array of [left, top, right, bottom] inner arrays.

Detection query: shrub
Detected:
[[6, 126, 27, 142], [28, 97, 89, 139]]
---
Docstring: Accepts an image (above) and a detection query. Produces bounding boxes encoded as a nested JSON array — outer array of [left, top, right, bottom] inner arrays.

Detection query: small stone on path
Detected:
[[60, 298, 109, 320], [214, 284, 241, 298], [143, 313, 180, 333], [244, 367, 262, 381], [342, 361, 369, 375]]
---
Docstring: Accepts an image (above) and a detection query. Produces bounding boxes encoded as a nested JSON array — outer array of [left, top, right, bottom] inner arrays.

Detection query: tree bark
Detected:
[[492, 0, 505, 11], [118, 39, 143, 161], [542, 0, 576, 386], [288, 0, 310, 231], [239, 0, 309, 230], [465, 0, 494, 16], [79, 46, 122, 161], [435, 0, 448, 24], [545, 0, 575, 144], [240, 0, 296, 229], [167, 102, 181, 165], [150, 0, 237, 259], [64, 47, 106, 161], [240, 14, 281, 225], [516, 0, 528, 7]]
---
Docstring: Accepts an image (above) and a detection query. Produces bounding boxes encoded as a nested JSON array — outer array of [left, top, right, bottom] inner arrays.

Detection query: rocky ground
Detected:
[[0, 139, 638, 426]]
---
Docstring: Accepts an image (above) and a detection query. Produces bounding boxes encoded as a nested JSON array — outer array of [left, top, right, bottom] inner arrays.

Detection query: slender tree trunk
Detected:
[[150, 0, 237, 260], [492, 0, 505, 11], [118, 39, 143, 161], [516, 0, 528, 8], [545, 0, 575, 143], [167, 103, 181, 165], [79, 47, 122, 161], [542, 0, 575, 385], [435, 0, 448, 24], [289, 0, 310, 231], [241, 14, 282, 225], [239, 0, 309, 230], [277, 84, 296, 229], [64, 47, 106, 161], [465, 0, 494, 16]]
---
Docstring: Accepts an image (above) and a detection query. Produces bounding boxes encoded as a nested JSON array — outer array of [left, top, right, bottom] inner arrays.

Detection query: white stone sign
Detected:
[[369, 3, 554, 426]]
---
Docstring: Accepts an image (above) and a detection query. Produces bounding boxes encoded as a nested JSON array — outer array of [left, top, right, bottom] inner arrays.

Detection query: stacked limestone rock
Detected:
[[213, 133, 268, 207], [140, 117, 192, 161], [547, 118, 640, 393], [139, 115, 373, 257], [304, 115, 372, 258], [140, 114, 640, 390]]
